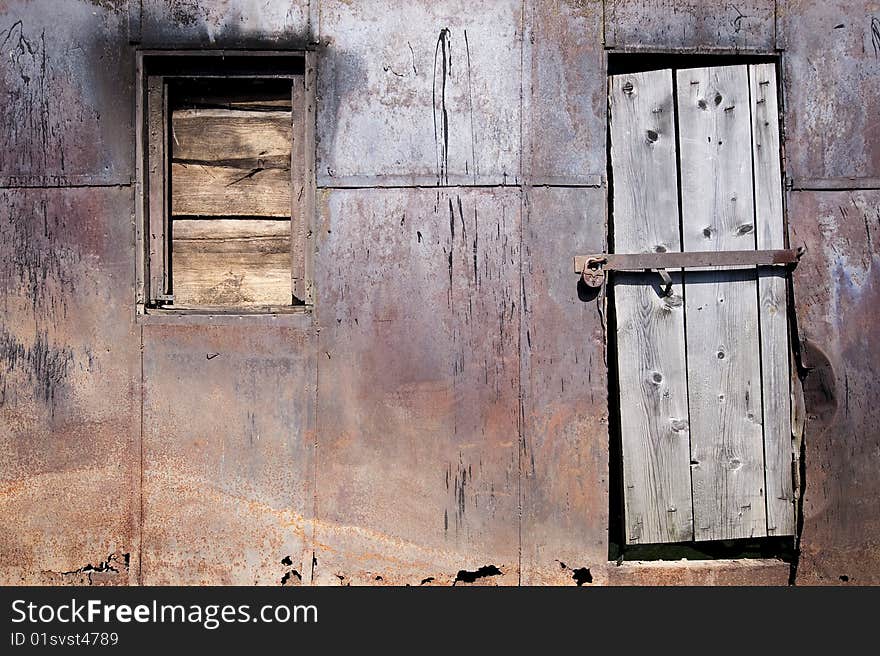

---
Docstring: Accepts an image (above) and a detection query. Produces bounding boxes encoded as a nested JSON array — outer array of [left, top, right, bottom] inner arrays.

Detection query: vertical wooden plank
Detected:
[[162, 81, 170, 293], [291, 75, 306, 303], [610, 70, 694, 544], [304, 53, 316, 304], [146, 76, 166, 302], [750, 63, 795, 535], [678, 65, 767, 541], [291, 55, 316, 305], [135, 53, 146, 307]]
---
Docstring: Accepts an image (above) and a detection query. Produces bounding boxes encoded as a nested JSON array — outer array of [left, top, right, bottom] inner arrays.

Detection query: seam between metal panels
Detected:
[[790, 181, 880, 191], [315, 183, 603, 190], [311, 329, 319, 585], [516, 0, 525, 587], [308, 25, 320, 584], [0, 183, 133, 190], [138, 323, 145, 585]]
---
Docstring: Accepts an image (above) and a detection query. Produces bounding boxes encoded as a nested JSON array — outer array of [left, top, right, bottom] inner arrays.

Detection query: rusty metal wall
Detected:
[[0, 1, 137, 585], [781, 1, 880, 585], [1, 0, 878, 586]]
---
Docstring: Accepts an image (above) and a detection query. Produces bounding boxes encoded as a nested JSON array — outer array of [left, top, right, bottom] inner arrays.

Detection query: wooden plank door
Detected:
[[609, 64, 795, 544]]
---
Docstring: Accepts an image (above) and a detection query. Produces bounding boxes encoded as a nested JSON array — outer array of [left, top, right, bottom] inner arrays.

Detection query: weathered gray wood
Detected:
[[678, 65, 767, 541], [147, 76, 167, 301], [750, 63, 795, 536], [172, 219, 291, 306], [610, 69, 694, 544]]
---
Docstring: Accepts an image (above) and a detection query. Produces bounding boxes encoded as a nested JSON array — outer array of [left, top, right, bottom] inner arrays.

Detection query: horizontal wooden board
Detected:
[[172, 219, 291, 306], [171, 109, 292, 163], [171, 163, 290, 217], [172, 218, 290, 253]]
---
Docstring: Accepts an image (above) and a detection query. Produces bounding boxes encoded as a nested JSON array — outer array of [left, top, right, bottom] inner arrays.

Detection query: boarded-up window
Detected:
[[170, 80, 294, 307], [609, 63, 795, 544], [137, 53, 314, 312]]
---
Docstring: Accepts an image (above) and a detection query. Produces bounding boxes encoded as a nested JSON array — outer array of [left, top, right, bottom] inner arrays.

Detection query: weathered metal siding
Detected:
[[781, 0, 880, 182], [1, 0, 878, 586], [605, 0, 776, 50], [0, 1, 137, 585], [141, 319, 315, 585], [520, 1, 609, 585], [781, 2, 880, 585], [787, 191, 880, 585], [317, 0, 522, 187], [315, 188, 521, 585], [0, 2, 132, 187]]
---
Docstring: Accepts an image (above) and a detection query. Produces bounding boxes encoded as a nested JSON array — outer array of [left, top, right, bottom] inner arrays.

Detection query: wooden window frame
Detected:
[[135, 49, 316, 315]]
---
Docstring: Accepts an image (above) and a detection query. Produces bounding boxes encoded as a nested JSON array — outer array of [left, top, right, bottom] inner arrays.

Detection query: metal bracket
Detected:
[[574, 247, 804, 293]]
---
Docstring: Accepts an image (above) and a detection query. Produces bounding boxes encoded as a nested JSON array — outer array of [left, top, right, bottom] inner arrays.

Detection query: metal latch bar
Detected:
[[574, 247, 803, 291]]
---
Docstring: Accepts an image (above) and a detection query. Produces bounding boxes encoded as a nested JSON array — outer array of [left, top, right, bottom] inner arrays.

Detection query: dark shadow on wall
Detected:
[[608, 52, 777, 75]]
